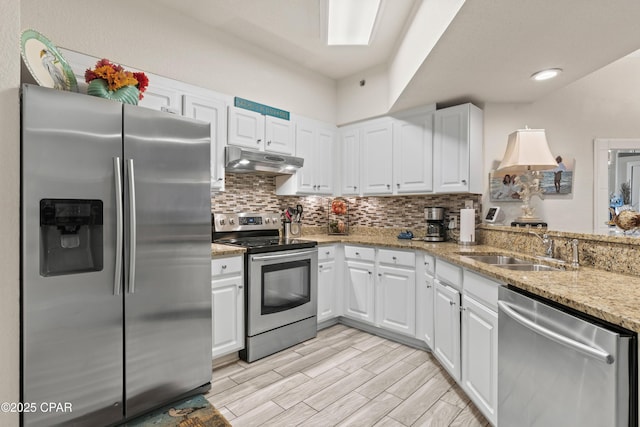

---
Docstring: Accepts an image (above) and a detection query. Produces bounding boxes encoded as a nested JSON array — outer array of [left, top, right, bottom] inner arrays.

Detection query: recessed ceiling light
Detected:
[[531, 68, 563, 81], [327, 0, 381, 46]]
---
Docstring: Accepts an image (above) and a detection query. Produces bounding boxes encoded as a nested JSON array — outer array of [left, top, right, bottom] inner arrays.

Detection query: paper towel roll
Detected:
[[460, 209, 476, 244]]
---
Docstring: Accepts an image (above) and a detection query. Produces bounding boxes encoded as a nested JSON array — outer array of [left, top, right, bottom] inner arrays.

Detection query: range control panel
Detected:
[[213, 212, 281, 232]]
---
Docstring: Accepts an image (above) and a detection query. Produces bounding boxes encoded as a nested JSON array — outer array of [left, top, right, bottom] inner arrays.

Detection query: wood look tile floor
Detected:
[[206, 325, 490, 427]]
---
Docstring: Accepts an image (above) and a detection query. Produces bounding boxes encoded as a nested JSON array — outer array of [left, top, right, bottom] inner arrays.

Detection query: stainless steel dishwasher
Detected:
[[498, 286, 637, 427]]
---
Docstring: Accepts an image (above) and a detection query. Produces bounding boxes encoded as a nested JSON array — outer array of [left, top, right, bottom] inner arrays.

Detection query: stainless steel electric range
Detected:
[[213, 212, 318, 362]]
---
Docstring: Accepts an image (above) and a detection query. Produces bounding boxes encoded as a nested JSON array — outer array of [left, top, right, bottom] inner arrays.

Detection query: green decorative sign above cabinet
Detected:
[[234, 97, 290, 120]]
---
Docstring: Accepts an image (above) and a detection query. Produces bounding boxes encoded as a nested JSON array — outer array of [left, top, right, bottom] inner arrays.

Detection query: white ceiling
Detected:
[[154, 0, 640, 110]]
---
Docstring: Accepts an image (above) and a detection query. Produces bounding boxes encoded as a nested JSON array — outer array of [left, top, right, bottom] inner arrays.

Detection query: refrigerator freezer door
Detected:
[[21, 85, 124, 426], [123, 105, 212, 417]]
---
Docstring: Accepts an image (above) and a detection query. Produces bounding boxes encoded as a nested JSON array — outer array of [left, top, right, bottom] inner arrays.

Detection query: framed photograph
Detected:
[[489, 171, 522, 202], [539, 156, 575, 195]]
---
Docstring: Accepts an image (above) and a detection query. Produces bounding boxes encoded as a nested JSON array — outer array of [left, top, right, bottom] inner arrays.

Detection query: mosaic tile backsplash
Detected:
[[212, 172, 482, 233]]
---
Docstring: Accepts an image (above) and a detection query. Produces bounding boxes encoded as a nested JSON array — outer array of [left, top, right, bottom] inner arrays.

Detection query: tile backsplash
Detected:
[[213, 172, 482, 231]]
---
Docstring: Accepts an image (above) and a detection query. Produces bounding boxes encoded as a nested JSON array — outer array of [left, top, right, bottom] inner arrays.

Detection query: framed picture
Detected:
[[489, 156, 575, 202], [539, 156, 575, 196]]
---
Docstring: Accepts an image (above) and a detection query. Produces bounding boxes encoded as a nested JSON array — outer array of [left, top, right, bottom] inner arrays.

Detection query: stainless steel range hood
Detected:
[[225, 145, 303, 174]]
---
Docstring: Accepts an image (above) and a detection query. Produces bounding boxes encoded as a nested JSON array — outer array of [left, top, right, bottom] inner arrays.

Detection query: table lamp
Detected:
[[496, 128, 557, 226]]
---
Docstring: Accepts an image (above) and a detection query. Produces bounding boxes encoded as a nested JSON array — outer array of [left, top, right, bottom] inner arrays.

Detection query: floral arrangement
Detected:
[[85, 59, 149, 100]]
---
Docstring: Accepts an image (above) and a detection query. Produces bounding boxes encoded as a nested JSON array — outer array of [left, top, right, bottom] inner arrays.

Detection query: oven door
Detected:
[[247, 248, 318, 336]]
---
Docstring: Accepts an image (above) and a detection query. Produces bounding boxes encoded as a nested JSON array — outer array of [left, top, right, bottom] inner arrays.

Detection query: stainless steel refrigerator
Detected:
[[21, 84, 212, 426]]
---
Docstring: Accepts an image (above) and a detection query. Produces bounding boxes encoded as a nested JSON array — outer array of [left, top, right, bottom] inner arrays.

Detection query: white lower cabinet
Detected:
[[211, 256, 244, 359], [462, 294, 498, 426], [376, 250, 416, 336], [344, 259, 375, 324], [434, 279, 461, 382], [416, 254, 435, 349], [318, 245, 340, 323]]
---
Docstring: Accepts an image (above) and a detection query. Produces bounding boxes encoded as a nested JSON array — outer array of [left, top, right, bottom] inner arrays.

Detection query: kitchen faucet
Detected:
[[529, 231, 554, 258]]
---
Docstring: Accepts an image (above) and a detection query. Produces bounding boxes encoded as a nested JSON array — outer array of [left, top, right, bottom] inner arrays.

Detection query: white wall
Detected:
[[20, 0, 337, 124], [484, 55, 640, 233], [336, 63, 389, 125], [0, 0, 21, 424]]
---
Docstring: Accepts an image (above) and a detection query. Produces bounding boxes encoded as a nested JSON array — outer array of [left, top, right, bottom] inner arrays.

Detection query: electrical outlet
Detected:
[[464, 199, 474, 209]]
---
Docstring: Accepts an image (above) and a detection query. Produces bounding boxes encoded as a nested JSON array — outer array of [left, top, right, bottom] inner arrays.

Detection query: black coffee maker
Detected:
[[424, 207, 447, 242]]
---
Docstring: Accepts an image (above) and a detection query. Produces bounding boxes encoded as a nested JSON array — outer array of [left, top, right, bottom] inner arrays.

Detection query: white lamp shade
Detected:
[[496, 128, 557, 173]]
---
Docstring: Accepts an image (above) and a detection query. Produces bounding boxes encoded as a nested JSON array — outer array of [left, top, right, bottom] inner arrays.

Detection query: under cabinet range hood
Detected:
[[225, 146, 303, 174]]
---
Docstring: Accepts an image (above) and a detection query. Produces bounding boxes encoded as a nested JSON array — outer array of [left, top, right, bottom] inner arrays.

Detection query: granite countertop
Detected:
[[305, 234, 640, 334], [211, 243, 245, 257], [211, 234, 640, 334]]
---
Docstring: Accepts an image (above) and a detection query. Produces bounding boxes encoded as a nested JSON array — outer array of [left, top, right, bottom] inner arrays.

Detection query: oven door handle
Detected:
[[251, 249, 317, 261]]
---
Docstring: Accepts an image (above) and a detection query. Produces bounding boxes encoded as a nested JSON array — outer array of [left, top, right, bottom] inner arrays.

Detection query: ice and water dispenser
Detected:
[[40, 199, 104, 276]]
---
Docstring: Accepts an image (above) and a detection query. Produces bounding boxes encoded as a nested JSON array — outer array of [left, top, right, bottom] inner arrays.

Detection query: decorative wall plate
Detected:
[[20, 29, 78, 92]]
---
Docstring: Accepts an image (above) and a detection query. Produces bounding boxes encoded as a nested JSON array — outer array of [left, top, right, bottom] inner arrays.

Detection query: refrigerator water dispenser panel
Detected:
[[40, 199, 104, 276]]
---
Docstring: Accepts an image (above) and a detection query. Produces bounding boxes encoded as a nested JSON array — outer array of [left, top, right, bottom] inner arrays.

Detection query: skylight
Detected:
[[327, 0, 381, 46]]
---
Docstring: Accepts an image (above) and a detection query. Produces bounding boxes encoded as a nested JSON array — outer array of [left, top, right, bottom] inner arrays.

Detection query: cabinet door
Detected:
[[318, 260, 336, 322], [138, 83, 182, 114], [361, 122, 393, 194], [393, 112, 433, 193], [265, 116, 295, 154], [314, 127, 335, 194], [294, 122, 317, 193], [434, 280, 461, 381], [183, 95, 227, 191], [377, 264, 416, 336], [416, 272, 435, 349], [341, 128, 360, 195], [211, 275, 244, 358], [433, 104, 469, 193], [462, 294, 498, 426], [344, 260, 375, 324], [228, 106, 265, 150]]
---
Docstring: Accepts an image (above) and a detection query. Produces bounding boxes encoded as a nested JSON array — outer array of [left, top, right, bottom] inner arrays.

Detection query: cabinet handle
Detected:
[[221, 265, 227, 269], [354, 186, 357, 190], [392, 256, 397, 261], [426, 285, 432, 289], [449, 301, 456, 306], [217, 177, 223, 181], [238, 285, 243, 289], [397, 183, 400, 188], [387, 184, 391, 189], [319, 265, 323, 269], [378, 273, 382, 277], [267, 140, 272, 145], [461, 179, 467, 184], [325, 251, 330, 255], [355, 252, 360, 255], [368, 271, 372, 275]]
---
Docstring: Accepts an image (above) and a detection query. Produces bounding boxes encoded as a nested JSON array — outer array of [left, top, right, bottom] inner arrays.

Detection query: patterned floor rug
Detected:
[[123, 394, 231, 427]]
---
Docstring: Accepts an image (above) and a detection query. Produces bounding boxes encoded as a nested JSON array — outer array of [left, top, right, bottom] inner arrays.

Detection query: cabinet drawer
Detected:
[[318, 245, 336, 261], [463, 270, 500, 310], [436, 259, 462, 290], [344, 245, 375, 261], [378, 249, 415, 267], [211, 256, 243, 276], [423, 253, 435, 275]]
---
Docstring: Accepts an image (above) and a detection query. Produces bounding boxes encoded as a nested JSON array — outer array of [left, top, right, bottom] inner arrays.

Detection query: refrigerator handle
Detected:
[[127, 159, 137, 294], [498, 301, 614, 364], [113, 157, 123, 296]]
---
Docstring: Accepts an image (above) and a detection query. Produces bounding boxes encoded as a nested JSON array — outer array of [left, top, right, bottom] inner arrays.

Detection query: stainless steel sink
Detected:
[[495, 264, 561, 272], [461, 254, 530, 265]]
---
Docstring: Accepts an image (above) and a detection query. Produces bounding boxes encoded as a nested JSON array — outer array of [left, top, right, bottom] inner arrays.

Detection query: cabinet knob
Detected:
[[387, 184, 391, 189], [461, 179, 467, 184], [354, 186, 357, 190], [217, 177, 223, 181], [325, 251, 330, 255], [257, 139, 262, 144], [392, 256, 397, 261], [267, 140, 272, 145], [221, 265, 227, 269], [238, 285, 243, 289], [368, 271, 372, 275], [426, 285, 432, 289], [397, 183, 400, 188], [449, 301, 456, 306], [355, 252, 360, 255], [378, 273, 382, 277], [319, 265, 323, 269]]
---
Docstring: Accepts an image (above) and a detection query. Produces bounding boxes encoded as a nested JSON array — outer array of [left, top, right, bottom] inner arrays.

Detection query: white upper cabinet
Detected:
[[433, 103, 483, 193], [340, 126, 361, 196], [265, 115, 296, 154], [393, 108, 434, 194], [275, 118, 335, 195], [227, 106, 294, 154], [183, 95, 227, 192], [138, 83, 182, 114], [361, 119, 393, 195]]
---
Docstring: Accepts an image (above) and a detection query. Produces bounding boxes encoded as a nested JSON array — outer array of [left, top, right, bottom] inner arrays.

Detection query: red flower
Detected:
[[133, 72, 149, 99], [84, 69, 97, 82]]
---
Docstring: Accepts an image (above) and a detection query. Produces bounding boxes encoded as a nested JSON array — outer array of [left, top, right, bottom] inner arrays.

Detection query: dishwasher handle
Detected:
[[498, 301, 614, 364]]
